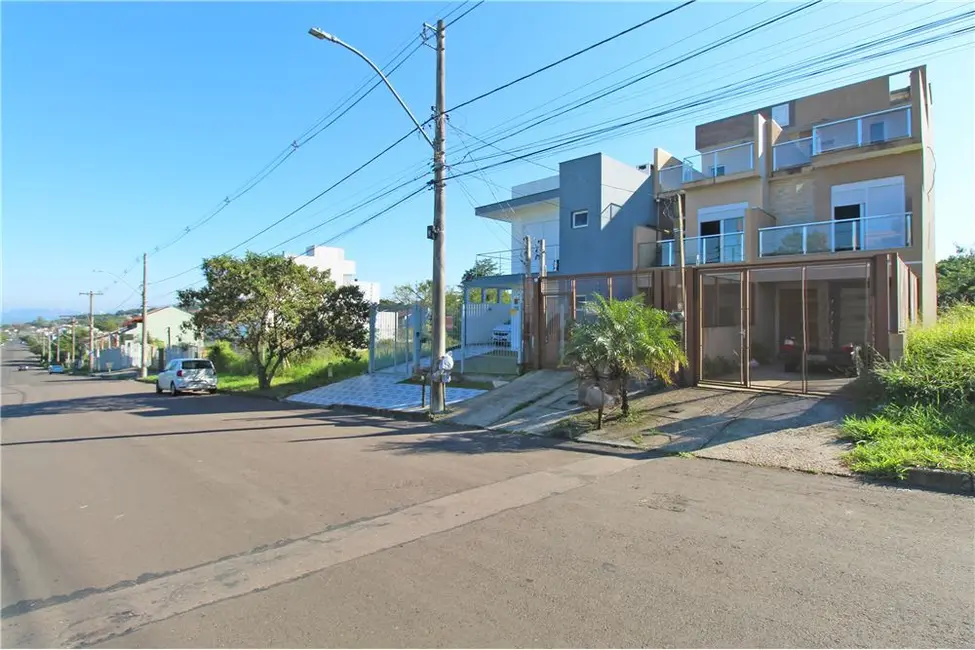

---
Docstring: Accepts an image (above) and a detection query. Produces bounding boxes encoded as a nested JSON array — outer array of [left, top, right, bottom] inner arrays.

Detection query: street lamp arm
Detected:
[[308, 27, 435, 150]]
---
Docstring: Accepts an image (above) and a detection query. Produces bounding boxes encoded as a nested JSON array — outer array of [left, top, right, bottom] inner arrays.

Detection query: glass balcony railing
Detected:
[[682, 142, 754, 183], [812, 105, 912, 155], [658, 164, 684, 192], [648, 233, 745, 267], [758, 213, 912, 258], [772, 137, 813, 170], [475, 244, 560, 276]]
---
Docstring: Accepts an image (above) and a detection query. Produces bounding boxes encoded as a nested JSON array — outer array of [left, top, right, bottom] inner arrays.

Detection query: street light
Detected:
[[309, 22, 449, 413], [307, 27, 434, 149]]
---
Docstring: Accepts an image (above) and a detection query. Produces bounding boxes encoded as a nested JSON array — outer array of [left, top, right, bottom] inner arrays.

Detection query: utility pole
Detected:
[[306, 19, 446, 410], [56, 329, 61, 363], [140, 253, 148, 378], [430, 18, 448, 414], [59, 315, 77, 365], [80, 290, 103, 373]]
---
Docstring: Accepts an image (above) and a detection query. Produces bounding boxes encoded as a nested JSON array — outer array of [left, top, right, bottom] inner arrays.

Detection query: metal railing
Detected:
[[812, 105, 912, 155], [682, 142, 754, 183], [772, 137, 813, 170], [758, 213, 912, 257], [650, 233, 745, 267], [474, 244, 560, 276], [658, 164, 684, 192]]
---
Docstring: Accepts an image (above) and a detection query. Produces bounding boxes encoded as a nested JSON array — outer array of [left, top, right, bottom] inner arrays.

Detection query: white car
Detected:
[[156, 358, 217, 396]]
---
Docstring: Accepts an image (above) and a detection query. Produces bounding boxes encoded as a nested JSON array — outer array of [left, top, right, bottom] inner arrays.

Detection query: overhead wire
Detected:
[[147, 2, 698, 288]]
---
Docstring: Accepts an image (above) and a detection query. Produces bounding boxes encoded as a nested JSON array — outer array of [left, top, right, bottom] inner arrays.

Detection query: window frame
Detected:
[[571, 209, 589, 229]]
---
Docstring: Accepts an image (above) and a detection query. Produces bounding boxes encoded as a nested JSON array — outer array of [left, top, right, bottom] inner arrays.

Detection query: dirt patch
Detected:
[[555, 387, 853, 475]]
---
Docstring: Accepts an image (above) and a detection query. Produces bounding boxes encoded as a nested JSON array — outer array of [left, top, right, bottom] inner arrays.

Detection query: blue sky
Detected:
[[3, 0, 973, 318]]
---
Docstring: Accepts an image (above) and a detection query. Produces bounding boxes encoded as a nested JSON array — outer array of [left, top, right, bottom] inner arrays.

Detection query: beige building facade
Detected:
[[642, 66, 935, 323]]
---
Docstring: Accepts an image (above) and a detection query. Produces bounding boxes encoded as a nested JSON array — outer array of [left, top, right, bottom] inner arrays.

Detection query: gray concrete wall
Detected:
[[557, 154, 654, 275]]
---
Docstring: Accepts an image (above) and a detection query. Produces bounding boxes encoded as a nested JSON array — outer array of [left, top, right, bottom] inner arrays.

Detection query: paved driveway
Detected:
[[2, 344, 972, 648]]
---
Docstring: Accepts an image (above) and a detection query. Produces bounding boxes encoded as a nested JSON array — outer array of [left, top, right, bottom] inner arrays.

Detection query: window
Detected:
[[771, 103, 791, 127], [708, 164, 726, 178], [571, 210, 589, 229], [575, 295, 588, 311], [181, 359, 214, 370]]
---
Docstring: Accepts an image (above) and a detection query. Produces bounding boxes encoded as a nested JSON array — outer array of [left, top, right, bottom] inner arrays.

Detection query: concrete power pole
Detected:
[[430, 18, 448, 414], [80, 290, 103, 373], [140, 253, 149, 378], [71, 318, 76, 365]]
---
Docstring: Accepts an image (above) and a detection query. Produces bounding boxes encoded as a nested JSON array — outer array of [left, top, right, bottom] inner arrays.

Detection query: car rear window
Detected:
[[181, 360, 214, 370]]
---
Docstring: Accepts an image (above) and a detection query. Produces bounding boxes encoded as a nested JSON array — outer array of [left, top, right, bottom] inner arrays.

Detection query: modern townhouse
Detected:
[[463, 67, 930, 394]]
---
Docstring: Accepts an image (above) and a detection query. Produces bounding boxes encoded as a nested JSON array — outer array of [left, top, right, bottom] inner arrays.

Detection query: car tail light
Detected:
[[177, 370, 183, 377]]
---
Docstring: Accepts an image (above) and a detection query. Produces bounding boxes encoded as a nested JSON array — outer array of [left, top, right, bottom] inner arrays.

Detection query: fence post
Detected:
[[460, 290, 467, 374], [368, 305, 377, 374]]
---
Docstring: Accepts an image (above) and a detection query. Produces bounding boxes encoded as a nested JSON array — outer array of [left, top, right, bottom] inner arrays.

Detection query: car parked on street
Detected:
[[156, 358, 217, 396], [18, 365, 29, 371], [48, 364, 65, 374]]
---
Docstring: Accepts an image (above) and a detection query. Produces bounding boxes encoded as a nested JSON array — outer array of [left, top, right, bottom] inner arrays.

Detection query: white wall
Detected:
[[512, 175, 559, 198], [352, 280, 381, 304], [290, 245, 379, 301]]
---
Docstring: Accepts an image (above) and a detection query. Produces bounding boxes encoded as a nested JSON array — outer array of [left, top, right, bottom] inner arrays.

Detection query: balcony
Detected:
[[758, 213, 912, 258], [812, 105, 912, 156], [474, 244, 560, 276], [772, 137, 813, 170], [658, 164, 684, 192], [682, 142, 754, 183], [641, 233, 745, 267]]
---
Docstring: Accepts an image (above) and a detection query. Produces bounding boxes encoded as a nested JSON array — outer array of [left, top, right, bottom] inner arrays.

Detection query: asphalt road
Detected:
[[1, 342, 973, 648]]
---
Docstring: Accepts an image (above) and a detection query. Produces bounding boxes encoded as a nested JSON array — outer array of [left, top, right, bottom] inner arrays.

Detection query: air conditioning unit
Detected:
[[637, 163, 651, 173]]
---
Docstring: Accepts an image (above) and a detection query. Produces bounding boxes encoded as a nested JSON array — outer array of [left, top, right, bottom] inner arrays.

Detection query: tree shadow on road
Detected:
[[368, 429, 654, 459]]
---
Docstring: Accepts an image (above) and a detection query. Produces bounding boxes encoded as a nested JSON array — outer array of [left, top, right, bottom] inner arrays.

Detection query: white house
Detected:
[[290, 245, 381, 303], [121, 306, 201, 347]]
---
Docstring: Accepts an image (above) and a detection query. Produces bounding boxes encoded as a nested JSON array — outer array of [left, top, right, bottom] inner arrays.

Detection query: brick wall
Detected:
[[768, 176, 815, 224]]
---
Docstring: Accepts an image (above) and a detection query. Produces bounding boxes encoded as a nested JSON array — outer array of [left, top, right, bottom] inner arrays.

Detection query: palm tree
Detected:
[[566, 294, 686, 427]]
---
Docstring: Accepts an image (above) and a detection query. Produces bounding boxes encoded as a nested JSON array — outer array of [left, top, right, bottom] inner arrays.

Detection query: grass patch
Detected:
[[842, 404, 975, 478], [841, 305, 975, 478], [217, 353, 366, 399]]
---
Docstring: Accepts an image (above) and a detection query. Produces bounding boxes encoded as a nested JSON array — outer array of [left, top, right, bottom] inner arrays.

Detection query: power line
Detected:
[[443, 11, 974, 181], [445, 0, 698, 114], [446, 0, 485, 27], [455, 0, 828, 161]]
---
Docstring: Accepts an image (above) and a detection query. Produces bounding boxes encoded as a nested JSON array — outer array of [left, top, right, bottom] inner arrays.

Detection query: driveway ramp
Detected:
[[445, 370, 575, 429]]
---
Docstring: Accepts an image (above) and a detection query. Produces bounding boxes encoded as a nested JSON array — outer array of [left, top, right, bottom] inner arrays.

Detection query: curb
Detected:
[[901, 468, 975, 496]]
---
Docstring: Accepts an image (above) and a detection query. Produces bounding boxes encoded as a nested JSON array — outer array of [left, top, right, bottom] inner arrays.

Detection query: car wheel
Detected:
[[155, 383, 162, 394], [207, 388, 217, 394], [169, 382, 179, 397]]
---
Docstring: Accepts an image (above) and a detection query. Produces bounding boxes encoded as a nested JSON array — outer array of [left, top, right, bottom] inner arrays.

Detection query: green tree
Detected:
[[566, 294, 686, 427], [177, 253, 369, 390], [937, 246, 975, 308], [93, 314, 124, 332], [461, 258, 498, 284]]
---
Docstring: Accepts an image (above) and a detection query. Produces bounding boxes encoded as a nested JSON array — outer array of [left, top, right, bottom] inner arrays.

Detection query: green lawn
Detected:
[[842, 404, 975, 478], [139, 353, 366, 400], [841, 305, 975, 478]]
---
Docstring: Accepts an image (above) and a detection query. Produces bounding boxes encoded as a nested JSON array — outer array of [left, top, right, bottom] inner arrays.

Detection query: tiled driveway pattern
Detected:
[[286, 373, 485, 412]]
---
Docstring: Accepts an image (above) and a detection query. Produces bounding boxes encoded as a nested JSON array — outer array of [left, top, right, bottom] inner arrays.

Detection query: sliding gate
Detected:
[[697, 259, 875, 395]]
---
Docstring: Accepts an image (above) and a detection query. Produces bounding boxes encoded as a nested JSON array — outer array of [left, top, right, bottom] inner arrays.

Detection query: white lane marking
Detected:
[[1, 455, 643, 647]]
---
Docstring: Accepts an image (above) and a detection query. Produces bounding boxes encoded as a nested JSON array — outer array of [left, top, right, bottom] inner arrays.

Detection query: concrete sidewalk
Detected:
[[444, 370, 575, 429]]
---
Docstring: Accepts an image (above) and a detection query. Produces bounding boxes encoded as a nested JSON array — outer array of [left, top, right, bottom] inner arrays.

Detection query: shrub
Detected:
[[206, 341, 252, 374], [873, 304, 975, 407]]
